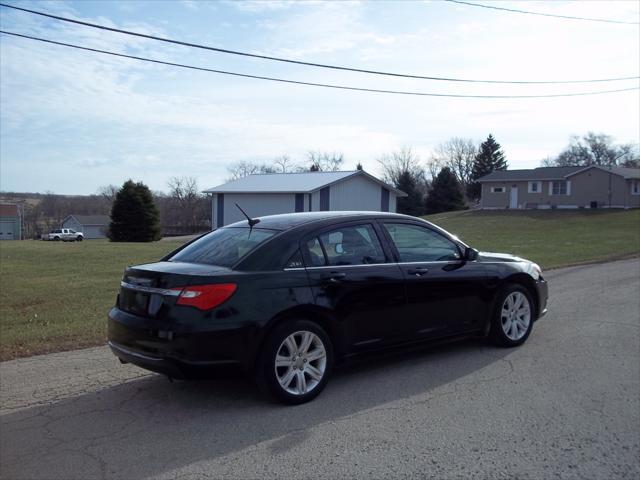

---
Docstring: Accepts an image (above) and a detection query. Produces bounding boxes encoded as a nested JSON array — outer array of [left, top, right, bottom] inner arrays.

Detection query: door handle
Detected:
[[320, 272, 346, 283], [407, 267, 429, 277]]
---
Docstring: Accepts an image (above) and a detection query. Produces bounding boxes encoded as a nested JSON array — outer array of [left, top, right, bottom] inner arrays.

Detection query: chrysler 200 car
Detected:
[[108, 211, 548, 404]]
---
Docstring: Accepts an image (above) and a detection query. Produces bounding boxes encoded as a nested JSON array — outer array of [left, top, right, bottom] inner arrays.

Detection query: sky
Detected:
[[0, 0, 639, 195]]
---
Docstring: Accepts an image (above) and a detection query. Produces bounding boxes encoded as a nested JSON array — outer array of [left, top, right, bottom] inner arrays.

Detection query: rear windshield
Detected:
[[168, 227, 276, 267]]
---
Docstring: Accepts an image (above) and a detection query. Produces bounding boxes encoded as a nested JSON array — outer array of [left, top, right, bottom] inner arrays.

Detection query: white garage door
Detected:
[[0, 220, 16, 240]]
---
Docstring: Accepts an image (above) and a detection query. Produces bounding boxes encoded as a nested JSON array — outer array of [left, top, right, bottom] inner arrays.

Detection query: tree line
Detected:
[[2, 131, 637, 241], [2, 176, 210, 239], [225, 134, 510, 215]]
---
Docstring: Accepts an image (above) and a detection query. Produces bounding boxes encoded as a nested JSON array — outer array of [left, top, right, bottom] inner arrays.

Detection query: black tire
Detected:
[[76, 236, 83, 242], [53, 236, 60, 241], [256, 319, 333, 405], [489, 284, 534, 348]]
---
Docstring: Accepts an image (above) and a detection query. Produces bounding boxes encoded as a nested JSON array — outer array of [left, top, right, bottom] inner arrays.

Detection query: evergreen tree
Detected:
[[425, 167, 466, 214], [108, 180, 161, 242], [396, 170, 424, 216], [467, 134, 507, 200]]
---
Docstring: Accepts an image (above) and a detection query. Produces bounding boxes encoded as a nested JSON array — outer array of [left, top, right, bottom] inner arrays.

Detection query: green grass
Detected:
[[1, 210, 638, 361], [0, 239, 183, 360], [424, 209, 640, 269]]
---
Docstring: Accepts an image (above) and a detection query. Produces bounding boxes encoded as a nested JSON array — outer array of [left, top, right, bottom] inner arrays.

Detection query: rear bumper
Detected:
[[107, 307, 257, 378], [109, 340, 187, 378], [108, 340, 242, 379]]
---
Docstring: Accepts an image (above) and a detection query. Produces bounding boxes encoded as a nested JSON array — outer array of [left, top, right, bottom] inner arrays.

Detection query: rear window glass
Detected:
[[169, 227, 276, 267]]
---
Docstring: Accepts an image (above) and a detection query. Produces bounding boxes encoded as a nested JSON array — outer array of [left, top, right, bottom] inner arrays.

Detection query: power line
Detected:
[[1, 30, 638, 99], [444, 0, 640, 25], [0, 2, 637, 85]]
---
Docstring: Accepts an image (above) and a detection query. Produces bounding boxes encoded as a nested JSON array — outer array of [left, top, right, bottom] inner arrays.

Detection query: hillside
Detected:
[[424, 209, 640, 269]]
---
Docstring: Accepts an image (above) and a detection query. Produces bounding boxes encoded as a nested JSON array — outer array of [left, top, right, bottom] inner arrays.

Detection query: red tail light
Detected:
[[171, 283, 237, 310]]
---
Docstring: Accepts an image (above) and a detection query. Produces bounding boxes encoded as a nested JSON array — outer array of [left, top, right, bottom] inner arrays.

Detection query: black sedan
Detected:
[[108, 211, 548, 404]]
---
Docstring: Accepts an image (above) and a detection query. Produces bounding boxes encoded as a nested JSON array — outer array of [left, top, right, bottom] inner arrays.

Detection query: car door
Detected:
[[380, 221, 489, 339], [301, 222, 407, 353]]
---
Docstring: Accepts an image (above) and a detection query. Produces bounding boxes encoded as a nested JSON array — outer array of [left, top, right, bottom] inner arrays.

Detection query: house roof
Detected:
[[203, 170, 407, 196], [613, 166, 640, 179], [64, 214, 110, 225], [566, 165, 640, 180], [0, 204, 19, 216], [477, 166, 583, 182], [478, 165, 640, 182]]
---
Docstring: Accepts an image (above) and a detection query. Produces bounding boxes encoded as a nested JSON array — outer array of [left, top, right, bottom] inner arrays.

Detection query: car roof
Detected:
[[225, 211, 419, 231]]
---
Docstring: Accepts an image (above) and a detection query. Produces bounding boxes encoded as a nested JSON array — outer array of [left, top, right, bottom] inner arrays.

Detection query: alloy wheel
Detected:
[[274, 331, 327, 395], [501, 291, 531, 341]]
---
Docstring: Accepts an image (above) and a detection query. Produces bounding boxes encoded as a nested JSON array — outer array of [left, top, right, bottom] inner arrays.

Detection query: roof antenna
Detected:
[[235, 203, 260, 236]]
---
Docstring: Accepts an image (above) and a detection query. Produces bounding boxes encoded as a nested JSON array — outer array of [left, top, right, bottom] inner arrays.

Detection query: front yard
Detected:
[[0, 240, 182, 360]]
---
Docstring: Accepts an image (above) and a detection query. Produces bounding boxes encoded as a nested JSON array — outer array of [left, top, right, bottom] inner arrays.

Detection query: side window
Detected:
[[284, 250, 304, 269], [383, 223, 460, 262], [318, 224, 385, 266], [305, 237, 326, 266]]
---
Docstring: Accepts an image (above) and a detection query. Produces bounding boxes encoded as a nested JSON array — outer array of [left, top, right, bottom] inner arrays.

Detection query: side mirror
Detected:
[[465, 247, 479, 261]]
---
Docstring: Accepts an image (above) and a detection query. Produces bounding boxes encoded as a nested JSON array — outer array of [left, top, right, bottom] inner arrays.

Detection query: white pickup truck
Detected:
[[42, 228, 84, 241]]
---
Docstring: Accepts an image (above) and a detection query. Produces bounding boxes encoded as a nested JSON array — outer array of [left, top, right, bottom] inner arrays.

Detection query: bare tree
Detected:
[[543, 132, 639, 167], [273, 155, 299, 173], [97, 185, 119, 203], [430, 138, 477, 187], [226, 161, 276, 180], [425, 157, 443, 182], [166, 176, 205, 228], [307, 151, 344, 172], [168, 177, 199, 203], [377, 147, 425, 187], [377, 147, 428, 214], [619, 145, 640, 168]]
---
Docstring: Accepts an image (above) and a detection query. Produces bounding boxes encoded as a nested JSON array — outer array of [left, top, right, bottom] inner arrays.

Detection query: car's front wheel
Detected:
[[489, 284, 534, 347], [76, 236, 83, 241], [257, 320, 333, 404]]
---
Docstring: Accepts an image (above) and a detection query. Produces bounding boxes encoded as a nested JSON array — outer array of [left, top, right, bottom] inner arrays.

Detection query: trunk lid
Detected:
[[118, 261, 234, 317]]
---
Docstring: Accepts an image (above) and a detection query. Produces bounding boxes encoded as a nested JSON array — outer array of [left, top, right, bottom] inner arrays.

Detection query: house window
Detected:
[[528, 181, 540, 193], [632, 180, 640, 196], [491, 186, 505, 193], [551, 180, 568, 195]]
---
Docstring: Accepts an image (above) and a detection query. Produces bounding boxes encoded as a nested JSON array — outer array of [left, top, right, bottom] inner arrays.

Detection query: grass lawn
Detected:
[[0, 210, 638, 361], [0, 239, 183, 360], [424, 209, 640, 269]]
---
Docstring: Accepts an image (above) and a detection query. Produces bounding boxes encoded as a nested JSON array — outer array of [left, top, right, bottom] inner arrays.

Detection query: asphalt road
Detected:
[[1, 259, 639, 480]]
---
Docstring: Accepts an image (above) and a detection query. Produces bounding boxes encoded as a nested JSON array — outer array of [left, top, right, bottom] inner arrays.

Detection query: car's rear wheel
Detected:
[[489, 284, 533, 347], [257, 320, 333, 404]]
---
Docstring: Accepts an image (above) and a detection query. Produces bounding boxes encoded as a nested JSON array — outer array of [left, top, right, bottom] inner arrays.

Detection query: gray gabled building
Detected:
[[62, 214, 110, 239], [203, 170, 407, 228]]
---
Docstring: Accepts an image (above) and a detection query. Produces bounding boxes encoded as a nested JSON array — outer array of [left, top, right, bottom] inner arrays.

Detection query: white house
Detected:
[[203, 170, 407, 228]]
